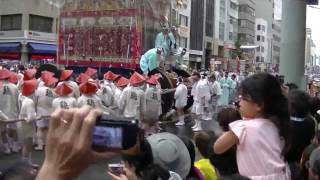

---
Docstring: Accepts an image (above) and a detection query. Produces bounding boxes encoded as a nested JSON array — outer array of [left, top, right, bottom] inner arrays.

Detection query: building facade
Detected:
[[255, 18, 268, 72], [0, 0, 59, 65]]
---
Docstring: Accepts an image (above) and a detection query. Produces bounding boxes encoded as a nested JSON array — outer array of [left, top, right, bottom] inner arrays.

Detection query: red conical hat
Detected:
[[146, 75, 159, 85], [41, 70, 54, 81], [24, 69, 37, 81], [22, 79, 38, 96], [44, 76, 58, 87], [84, 67, 97, 77], [55, 83, 73, 96], [0, 69, 11, 80], [76, 73, 90, 84], [9, 72, 20, 84], [104, 71, 120, 81], [117, 77, 129, 87], [60, 70, 73, 81], [79, 81, 98, 95], [129, 72, 146, 85]]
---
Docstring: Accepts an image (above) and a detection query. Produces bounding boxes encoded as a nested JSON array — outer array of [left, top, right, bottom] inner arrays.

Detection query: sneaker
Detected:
[[175, 121, 185, 126], [193, 125, 203, 131], [191, 121, 198, 129], [12, 143, 21, 153], [34, 145, 44, 151], [3, 147, 11, 155]]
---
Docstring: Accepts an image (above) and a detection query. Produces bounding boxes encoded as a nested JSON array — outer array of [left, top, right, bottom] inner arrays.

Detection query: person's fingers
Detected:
[[79, 108, 101, 144], [107, 171, 122, 180], [69, 106, 92, 134], [49, 108, 63, 133], [91, 151, 118, 164]]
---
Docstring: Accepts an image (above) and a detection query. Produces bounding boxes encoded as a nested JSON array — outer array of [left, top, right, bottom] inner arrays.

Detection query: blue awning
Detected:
[[28, 43, 56, 55], [0, 43, 21, 52]]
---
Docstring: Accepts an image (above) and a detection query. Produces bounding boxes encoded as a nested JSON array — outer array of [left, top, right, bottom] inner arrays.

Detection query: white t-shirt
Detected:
[[0, 81, 19, 119], [174, 83, 188, 108]]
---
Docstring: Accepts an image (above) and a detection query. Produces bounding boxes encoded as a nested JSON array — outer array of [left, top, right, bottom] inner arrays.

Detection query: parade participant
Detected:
[[229, 74, 238, 104], [208, 74, 222, 115], [190, 72, 201, 130], [175, 77, 188, 126], [219, 72, 232, 106], [9, 72, 21, 85], [119, 72, 146, 120], [0, 69, 20, 154], [59, 69, 80, 98], [23, 68, 36, 81], [144, 75, 162, 134], [84, 67, 98, 80], [19, 79, 38, 165], [114, 77, 129, 109], [34, 76, 58, 151], [214, 73, 291, 179], [52, 83, 77, 110], [139, 48, 163, 76], [77, 81, 104, 110], [98, 71, 120, 107], [155, 26, 176, 58]]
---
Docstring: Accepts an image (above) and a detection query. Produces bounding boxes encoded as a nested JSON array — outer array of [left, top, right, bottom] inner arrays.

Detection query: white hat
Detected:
[[147, 133, 191, 178]]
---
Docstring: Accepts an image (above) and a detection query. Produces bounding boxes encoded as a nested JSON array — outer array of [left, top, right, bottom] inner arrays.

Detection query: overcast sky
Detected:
[[307, 5, 320, 54]]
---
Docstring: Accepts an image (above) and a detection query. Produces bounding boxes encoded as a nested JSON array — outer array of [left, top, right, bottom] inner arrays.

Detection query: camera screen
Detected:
[[92, 126, 123, 149]]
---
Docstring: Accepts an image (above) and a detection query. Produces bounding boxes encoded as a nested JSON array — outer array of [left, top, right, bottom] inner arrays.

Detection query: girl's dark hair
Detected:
[[141, 164, 170, 180], [179, 136, 198, 179], [239, 73, 291, 156], [217, 107, 242, 131], [194, 131, 216, 158], [122, 139, 153, 178], [288, 90, 311, 118]]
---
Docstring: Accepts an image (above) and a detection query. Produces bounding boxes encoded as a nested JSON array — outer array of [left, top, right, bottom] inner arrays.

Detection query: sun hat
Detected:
[[104, 71, 120, 81], [40, 70, 54, 81], [76, 73, 90, 84], [84, 67, 97, 77], [146, 75, 159, 85], [79, 81, 98, 95], [147, 132, 191, 178], [44, 76, 58, 87], [0, 69, 11, 80], [60, 70, 73, 81], [24, 69, 37, 81], [117, 77, 129, 87], [129, 72, 146, 85], [22, 79, 38, 96], [55, 83, 73, 96]]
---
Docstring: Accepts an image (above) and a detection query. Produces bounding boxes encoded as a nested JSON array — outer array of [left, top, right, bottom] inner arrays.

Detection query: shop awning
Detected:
[[28, 43, 56, 55], [0, 43, 21, 52]]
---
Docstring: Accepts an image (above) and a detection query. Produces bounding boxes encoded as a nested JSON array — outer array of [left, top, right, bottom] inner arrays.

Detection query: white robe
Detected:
[[0, 81, 19, 120], [35, 86, 56, 116], [19, 96, 36, 138], [77, 94, 104, 109], [52, 96, 77, 110], [144, 85, 162, 121], [119, 86, 146, 120], [194, 78, 211, 115], [98, 84, 114, 107], [114, 87, 123, 108], [174, 83, 188, 108]]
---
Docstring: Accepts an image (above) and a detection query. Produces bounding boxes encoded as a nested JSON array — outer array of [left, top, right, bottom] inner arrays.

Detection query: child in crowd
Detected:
[[194, 131, 218, 180], [214, 73, 291, 179]]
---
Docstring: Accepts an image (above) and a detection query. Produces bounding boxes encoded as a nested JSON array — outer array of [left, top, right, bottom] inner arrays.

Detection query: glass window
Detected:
[[257, 46, 260, 52], [179, 37, 188, 48], [0, 14, 22, 31], [256, 56, 260, 62], [257, 35, 261, 41], [219, 22, 225, 40], [179, 15, 188, 27], [262, 25, 265, 32], [262, 36, 265, 42], [229, 32, 233, 40], [257, 25, 261, 30], [261, 57, 265, 62], [261, 46, 265, 52], [29, 14, 53, 33]]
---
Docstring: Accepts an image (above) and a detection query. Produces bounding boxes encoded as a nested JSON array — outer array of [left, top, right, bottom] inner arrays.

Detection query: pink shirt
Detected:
[[229, 119, 290, 180]]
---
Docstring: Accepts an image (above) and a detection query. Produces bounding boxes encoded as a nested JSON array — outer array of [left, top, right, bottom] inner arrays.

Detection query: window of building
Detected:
[[262, 25, 265, 32], [230, 2, 237, 10], [29, 14, 53, 33], [0, 14, 22, 31], [257, 35, 261, 41], [219, 22, 225, 40], [179, 37, 188, 48], [262, 36, 265, 42], [257, 24, 261, 30], [229, 32, 233, 40], [257, 46, 260, 52], [180, 15, 188, 27], [256, 56, 260, 62], [239, 20, 246, 27], [261, 46, 265, 52], [261, 57, 265, 62]]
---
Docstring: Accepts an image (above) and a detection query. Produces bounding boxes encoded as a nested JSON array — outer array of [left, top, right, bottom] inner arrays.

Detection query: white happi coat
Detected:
[[114, 87, 123, 108], [77, 94, 104, 109], [119, 86, 146, 120], [0, 81, 19, 120], [19, 96, 36, 138], [144, 85, 162, 120], [35, 86, 56, 116], [52, 96, 77, 110], [98, 84, 114, 107], [193, 78, 211, 115], [58, 81, 80, 99], [104, 80, 117, 93], [210, 81, 222, 106], [174, 83, 188, 109]]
